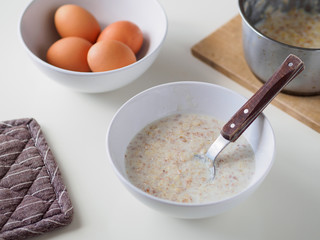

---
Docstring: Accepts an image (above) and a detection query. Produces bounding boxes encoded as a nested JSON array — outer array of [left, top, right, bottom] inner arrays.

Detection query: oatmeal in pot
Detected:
[[125, 113, 255, 203], [255, 8, 320, 48]]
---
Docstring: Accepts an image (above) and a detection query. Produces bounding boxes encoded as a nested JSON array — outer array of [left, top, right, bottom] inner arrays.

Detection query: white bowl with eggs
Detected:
[[19, 0, 167, 93], [106, 81, 275, 219]]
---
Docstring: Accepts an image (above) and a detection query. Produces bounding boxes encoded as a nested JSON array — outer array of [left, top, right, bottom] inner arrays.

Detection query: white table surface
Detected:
[[1, 0, 320, 239]]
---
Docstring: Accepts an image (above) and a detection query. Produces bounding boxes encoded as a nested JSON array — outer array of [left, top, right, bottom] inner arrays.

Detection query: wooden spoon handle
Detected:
[[221, 54, 304, 142]]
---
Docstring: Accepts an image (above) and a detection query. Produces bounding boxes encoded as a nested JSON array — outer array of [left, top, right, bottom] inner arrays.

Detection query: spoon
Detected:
[[195, 54, 304, 181]]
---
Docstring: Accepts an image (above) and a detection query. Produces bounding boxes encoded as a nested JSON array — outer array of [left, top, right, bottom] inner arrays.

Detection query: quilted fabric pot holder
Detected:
[[0, 118, 73, 240]]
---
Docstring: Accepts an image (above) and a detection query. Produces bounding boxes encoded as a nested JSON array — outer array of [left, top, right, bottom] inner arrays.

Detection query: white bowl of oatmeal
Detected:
[[106, 81, 275, 219]]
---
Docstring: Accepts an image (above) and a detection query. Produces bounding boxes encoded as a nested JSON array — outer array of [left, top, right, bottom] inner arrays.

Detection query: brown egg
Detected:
[[97, 21, 143, 54], [87, 39, 136, 72], [46, 37, 92, 72], [54, 4, 100, 43]]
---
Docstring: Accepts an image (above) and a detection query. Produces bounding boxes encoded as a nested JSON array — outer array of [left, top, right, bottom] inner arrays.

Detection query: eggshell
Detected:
[[97, 21, 143, 54], [87, 39, 136, 72], [46, 37, 92, 72], [54, 4, 100, 43]]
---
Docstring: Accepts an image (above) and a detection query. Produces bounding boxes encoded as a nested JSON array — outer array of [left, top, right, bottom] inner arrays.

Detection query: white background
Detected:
[[1, 0, 319, 239]]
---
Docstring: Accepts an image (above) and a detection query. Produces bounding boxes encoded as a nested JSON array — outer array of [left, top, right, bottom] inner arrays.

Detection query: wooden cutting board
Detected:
[[191, 15, 320, 133]]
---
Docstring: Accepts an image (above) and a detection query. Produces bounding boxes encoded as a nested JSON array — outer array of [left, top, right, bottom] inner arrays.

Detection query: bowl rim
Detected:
[[238, 0, 320, 52], [18, 0, 168, 76], [106, 81, 276, 207]]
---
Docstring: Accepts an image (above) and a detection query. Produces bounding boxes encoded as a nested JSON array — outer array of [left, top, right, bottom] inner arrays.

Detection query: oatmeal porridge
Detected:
[[125, 113, 255, 203], [255, 8, 320, 48]]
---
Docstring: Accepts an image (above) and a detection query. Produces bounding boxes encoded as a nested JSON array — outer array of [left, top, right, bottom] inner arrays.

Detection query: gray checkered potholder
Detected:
[[0, 118, 73, 240]]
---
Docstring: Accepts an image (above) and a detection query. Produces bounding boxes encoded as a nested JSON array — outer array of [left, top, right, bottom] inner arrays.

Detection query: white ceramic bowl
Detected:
[[19, 0, 167, 93], [106, 81, 275, 219]]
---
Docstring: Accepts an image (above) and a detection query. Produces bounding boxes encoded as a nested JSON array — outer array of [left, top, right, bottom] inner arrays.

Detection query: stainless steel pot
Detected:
[[239, 0, 320, 95]]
